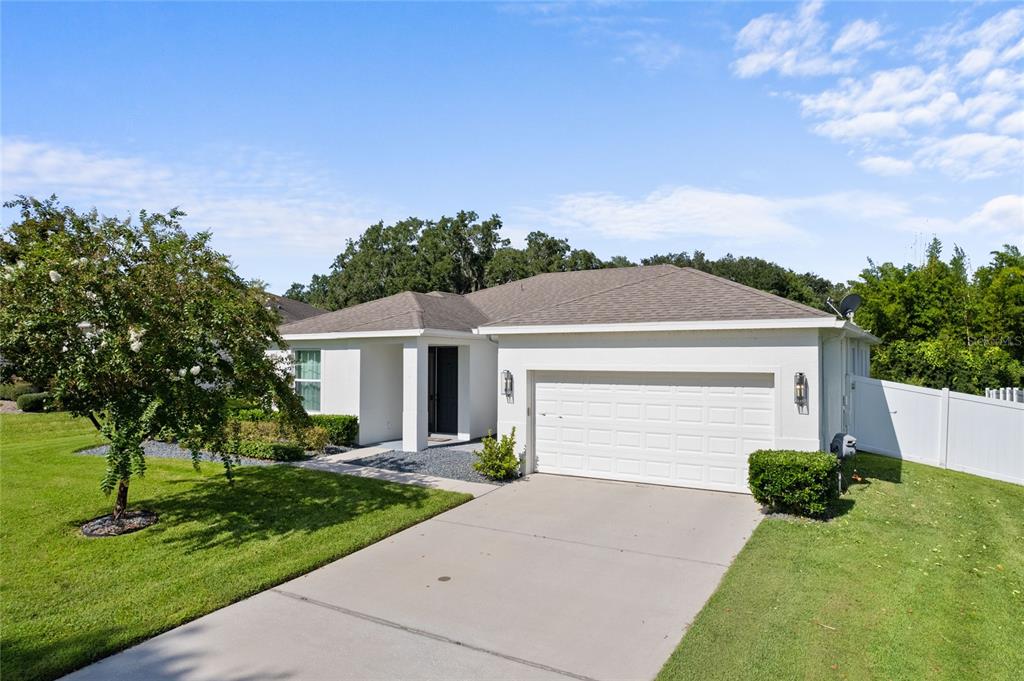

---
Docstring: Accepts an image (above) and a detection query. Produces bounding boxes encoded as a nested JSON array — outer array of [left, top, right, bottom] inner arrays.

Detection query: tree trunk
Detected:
[[112, 479, 130, 520]]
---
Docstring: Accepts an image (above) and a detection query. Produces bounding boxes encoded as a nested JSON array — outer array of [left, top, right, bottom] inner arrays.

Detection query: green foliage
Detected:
[[309, 414, 359, 446], [15, 392, 49, 412], [872, 338, 1024, 394], [852, 241, 1024, 391], [234, 439, 305, 461], [0, 381, 36, 401], [234, 407, 275, 422], [473, 427, 520, 480], [302, 425, 330, 451], [747, 449, 840, 518], [0, 195, 307, 516]]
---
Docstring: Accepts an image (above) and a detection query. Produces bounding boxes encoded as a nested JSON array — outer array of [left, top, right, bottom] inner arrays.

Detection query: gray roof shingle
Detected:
[[278, 265, 831, 335]]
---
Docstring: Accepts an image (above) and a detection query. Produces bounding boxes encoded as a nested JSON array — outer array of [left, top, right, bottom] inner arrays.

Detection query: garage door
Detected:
[[533, 371, 775, 493]]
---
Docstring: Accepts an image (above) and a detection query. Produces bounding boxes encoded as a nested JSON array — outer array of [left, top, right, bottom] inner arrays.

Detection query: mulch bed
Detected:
[[81, 510, 159, 537]]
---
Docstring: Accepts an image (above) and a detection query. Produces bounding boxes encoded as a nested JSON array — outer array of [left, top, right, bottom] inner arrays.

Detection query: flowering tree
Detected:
[[0, 196, 306, 520]]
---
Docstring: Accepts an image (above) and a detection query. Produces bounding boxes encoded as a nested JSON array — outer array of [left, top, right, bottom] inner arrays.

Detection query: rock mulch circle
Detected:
[[81, 510, 159, 537]]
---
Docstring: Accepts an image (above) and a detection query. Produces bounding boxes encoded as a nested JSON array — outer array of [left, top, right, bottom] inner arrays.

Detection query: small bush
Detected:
[[234, 408, 275, 422], [748, 449, 840, 518], [302, 425, 330, 452], [15, 392, 50, 413], [309, 414, 358, 446], [236, 420, 282, 442], [0, 381, 37, 401], [235, 439, 305, 461], [473, 427, 520, 480]]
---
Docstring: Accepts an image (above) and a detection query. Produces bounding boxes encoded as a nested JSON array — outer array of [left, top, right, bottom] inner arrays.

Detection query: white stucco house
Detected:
[[279, 265, 878, 494]]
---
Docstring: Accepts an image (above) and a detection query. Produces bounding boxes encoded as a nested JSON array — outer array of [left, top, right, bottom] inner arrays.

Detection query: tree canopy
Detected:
[[0, 196, 307, 519]]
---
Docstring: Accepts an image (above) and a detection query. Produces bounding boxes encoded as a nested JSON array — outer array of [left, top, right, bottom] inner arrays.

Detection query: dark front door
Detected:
[[428, 346, 459, 434]]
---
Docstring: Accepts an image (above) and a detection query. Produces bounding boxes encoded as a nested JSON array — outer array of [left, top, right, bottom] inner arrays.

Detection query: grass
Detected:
[[0, 412, 471, 681], [658, 453, 1024, 681]]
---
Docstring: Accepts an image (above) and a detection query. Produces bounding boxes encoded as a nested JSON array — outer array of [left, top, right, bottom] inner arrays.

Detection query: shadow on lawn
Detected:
[[140, 465, 439, 552], [849, 452, 904, 485], [4, 621, 294, 681]]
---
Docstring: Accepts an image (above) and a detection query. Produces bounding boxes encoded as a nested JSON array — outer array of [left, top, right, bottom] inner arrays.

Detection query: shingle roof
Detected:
[[278, 265, 831, 335], [482, 267, 830, 327], [265, 294, 326, 324], [278, 291, 490, 335]]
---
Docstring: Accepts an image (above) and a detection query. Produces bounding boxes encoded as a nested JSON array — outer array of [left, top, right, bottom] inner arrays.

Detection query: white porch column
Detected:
[[402, 338, 428, 452], [457, 345, 471, 440]]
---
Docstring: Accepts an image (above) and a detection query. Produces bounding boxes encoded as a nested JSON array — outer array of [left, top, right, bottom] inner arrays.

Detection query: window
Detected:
[[293, 349, 321, 412]]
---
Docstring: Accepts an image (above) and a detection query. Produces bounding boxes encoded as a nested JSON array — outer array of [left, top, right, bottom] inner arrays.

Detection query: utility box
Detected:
[[830, 432, 857, 459]]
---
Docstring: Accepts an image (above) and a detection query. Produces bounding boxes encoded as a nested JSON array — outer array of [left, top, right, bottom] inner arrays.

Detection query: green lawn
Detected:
[[0, 412, 471, 681], [659, 453, 1024, 681]]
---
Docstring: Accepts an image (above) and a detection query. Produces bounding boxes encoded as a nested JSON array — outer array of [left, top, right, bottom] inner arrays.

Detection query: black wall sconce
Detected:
[[794, 371, 808, 414], [501, 370, 514, 401]]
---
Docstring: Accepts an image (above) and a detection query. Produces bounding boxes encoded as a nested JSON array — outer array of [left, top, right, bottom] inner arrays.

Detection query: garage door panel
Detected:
[[534, 371, 774, 494]]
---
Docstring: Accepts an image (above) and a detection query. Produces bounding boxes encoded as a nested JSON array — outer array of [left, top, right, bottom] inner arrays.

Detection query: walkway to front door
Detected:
[[64, 475, 762, 681]]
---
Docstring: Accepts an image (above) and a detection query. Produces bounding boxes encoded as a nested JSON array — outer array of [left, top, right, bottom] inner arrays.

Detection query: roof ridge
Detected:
[[486, 267, 681, 325], [680, 268, 832, 317], [465, 264, 673, 300]]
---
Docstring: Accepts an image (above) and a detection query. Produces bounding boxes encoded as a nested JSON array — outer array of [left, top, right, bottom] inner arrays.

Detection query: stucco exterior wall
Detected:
[[286, 338, 361, 417], [492, 329, 825, 471], [359, 342, 403, 444]]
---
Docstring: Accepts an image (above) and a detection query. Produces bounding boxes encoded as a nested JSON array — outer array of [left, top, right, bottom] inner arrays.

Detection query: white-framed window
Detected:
[[293, 349, 321, 412]]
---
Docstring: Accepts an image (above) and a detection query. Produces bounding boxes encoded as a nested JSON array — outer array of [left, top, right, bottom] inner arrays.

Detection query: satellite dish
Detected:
[[839, 293, 862, 320]]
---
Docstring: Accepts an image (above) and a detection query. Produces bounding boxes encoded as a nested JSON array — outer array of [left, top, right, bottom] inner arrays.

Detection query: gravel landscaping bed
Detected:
[[79, 440, 280, 467], [347, 446, 511, 485]]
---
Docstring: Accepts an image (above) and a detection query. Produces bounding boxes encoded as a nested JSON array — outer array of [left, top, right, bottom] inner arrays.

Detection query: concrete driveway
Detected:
[[65, 475, 762, 681]]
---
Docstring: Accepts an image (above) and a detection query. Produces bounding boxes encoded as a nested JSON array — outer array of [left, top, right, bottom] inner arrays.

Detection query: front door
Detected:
[[428, 346, 459, 434]]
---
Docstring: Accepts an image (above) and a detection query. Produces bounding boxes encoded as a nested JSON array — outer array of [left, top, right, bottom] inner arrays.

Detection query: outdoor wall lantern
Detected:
[[501, 370, 514, 400], [794, 372, 808, 413]]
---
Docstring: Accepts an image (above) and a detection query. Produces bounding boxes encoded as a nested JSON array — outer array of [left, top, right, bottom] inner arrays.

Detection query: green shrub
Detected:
[[236, 420, 282, 442], [748, 449, 840, 518], [0, 381, 37, 401], [234, 439, 305, 461], [153, 426, 179, 443], [15, 392, 50, 413], [234, 407, 276, 422], [302, 425, 330, 452], [309, 414, 358, 446], [473, 427, 520, 480]]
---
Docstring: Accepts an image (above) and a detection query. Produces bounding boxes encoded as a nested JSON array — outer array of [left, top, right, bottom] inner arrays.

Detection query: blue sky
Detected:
[[2, 1, 1022, 293]]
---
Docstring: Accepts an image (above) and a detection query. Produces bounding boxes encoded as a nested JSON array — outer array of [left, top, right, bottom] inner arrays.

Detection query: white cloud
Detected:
[[1, 138, 384, 289], [913, 133, 1024, 180], [997, 110, 1024, 135], [956, 48, 995, 76], [752, 6, 1024, 180], [832, 19, 884, 54], [859, 156, 915, 176], [962, 195, 1024, 233], [540, 186, 805, 241], [528, 185, 1021, 246], [733, 0, 857, 78]]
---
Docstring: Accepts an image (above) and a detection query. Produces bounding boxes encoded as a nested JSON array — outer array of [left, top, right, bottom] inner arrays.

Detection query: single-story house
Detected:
[[278, 265, 879, 494]]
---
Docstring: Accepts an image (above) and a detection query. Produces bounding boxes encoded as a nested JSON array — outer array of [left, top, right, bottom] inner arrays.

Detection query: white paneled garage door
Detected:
[[533, 371, 775, 493]]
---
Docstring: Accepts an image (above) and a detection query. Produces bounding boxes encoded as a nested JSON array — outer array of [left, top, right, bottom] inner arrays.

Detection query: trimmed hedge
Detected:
[[234, 439, 305, 461], [0, 382, 38, 401], [15, 392, 49, 413], [748, 449, 840, 518], [309, 414, 358, 446]]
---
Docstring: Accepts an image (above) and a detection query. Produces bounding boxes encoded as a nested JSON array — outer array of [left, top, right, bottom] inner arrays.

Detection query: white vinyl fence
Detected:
[[850, 376, 1024, 486], [985, 387, 1024, 403]]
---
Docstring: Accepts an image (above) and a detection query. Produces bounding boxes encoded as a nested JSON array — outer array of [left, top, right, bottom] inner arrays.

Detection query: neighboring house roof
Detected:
[[265, 294, 326, 324], [279, 265, 834, 336]]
